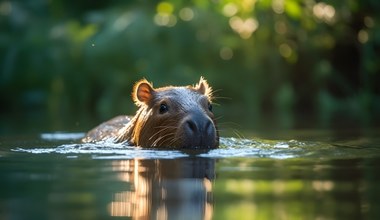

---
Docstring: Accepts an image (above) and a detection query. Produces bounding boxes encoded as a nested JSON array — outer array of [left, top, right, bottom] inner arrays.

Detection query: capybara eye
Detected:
[[159, 103, 169, 114], [208, 102, 213, 112]]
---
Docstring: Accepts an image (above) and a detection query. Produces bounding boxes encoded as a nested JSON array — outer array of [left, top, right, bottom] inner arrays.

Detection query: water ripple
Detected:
[[13, 142, 187, 159], [10, 134, 380, 160]]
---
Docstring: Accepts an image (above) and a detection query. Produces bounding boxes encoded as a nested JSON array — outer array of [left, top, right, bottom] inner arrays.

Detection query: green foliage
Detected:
[[0, 0, 379, 132]]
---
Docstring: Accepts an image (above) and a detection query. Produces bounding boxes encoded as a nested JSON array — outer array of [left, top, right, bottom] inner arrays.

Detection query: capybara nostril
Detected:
[[205, 120, 213, 135], [186, 119, 198, 134]]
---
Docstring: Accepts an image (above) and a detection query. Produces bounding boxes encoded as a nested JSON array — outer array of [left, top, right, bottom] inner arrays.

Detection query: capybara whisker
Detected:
[[153, 132, 175, 147], [153, 131, 176, 146], [149, 127, 175, 141]]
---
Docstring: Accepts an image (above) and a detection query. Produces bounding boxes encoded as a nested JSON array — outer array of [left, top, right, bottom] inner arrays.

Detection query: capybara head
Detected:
[[128, 77, 219, 149]]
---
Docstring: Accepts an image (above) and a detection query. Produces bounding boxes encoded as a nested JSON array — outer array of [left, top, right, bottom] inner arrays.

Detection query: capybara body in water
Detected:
[[82, 77, 219, 149]]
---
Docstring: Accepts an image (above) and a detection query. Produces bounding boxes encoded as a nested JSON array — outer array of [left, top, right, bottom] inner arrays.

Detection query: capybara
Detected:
[[82, 77, 219, 148]]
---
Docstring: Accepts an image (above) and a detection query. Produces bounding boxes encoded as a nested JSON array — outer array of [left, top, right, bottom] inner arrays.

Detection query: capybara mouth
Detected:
[[176, 133, 217, 149]]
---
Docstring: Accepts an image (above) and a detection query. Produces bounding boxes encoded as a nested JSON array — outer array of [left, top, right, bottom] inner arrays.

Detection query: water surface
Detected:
[[1, 131, 380, 219]]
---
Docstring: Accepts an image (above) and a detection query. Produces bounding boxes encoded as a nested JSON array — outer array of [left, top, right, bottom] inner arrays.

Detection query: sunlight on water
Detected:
[[40, 132, 86, 140], [11, 132, 380, 160]]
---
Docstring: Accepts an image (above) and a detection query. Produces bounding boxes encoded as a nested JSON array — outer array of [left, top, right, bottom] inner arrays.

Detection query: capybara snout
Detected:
[[179, 110, 216, 148]]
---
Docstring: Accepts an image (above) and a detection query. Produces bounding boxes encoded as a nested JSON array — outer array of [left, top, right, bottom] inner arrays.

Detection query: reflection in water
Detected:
[[312, 180, 334, 191], [213, 158, 380, 220], [108, 158, 215, 219], [108, 159, 150, 218], [2, 133, 380, 219]]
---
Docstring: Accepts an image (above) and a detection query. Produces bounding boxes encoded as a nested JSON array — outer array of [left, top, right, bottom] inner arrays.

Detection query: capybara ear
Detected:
[[133, 79, 155, 106], [195, 76, 212, 98]]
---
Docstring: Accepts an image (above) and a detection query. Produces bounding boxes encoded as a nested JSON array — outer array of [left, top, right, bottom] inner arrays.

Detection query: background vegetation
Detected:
[[0, 0, 379, 134]]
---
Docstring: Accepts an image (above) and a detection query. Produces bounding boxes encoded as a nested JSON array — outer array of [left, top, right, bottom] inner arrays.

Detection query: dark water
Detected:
[[1, 131, 380, 220]]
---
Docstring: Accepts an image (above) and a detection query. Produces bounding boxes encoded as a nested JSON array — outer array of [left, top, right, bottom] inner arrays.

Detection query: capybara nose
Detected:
[[182, 112, 216, 148]]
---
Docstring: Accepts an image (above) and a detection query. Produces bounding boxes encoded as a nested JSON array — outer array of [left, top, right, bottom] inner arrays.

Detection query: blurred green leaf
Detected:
[[285, 0, 302, 19]]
